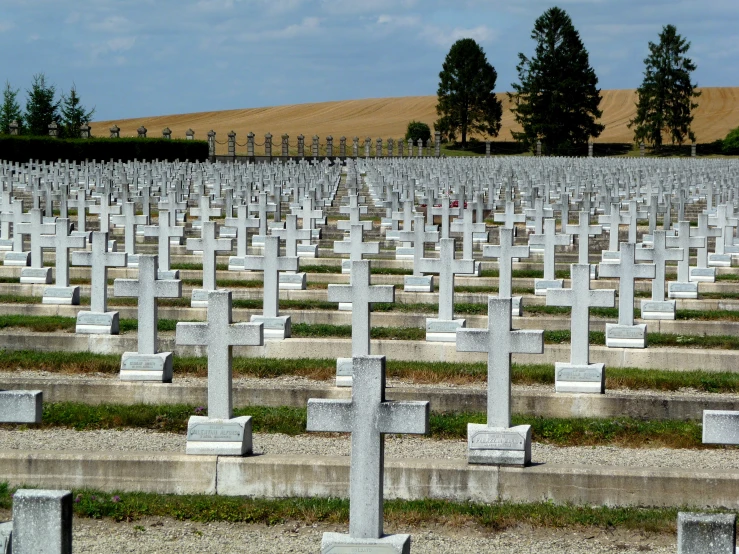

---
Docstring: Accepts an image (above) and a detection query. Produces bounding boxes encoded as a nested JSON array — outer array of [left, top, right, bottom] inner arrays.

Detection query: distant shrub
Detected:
[[723, 127, 739, 155], [405, 121, 431, 146]]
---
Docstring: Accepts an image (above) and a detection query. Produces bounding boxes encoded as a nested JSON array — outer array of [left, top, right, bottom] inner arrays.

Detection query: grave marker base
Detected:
[[534, 279, 564, 296], [42, 286, 80, 305], [555, 362, 605, 394], [702, 410, 739, 444], [186, 415, 252, 456], [467, 423, 531, 466], [590, 264, 599, 280], [605, 323, 647, 348], [403, 275, 434, 293], [395, 247, 414, 260], [19, 267, 52, 284], [157, 270, 179, 280], [191, 289, 211, 308], [120, 352, 173, 382], [709, 254, 732, 267], [0, 239, 14, 251], [677, 512, 737, 554], [460, 261, 482, 277], [640, 300, 676, 320], [70, 230, 93, 242], [338, 302, 352, 312], [0, 390, 42, 423], [689, 267, 716, 283], [321, 532, 411, 554], [3, 252, 30, 266], [297, 244, 318, 258], [228, 257, 245, 271], [668, 281, 699, 299], [425, 318, 465, 342], [279, 272, 306, 290], [511, 296, 523, 316], [76, 311, 119, 335], [250, 315, 291, 340], [335, 357, 353, 387], [127, 255, 140, 268], [601, 251, 620, 263], [0, 522, 10, 550]]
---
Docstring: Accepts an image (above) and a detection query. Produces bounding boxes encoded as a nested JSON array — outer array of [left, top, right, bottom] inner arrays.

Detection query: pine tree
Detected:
[[0, 81, 23, 134], [435, 38, 502, 148], [509, 7, 604, 155], [24, 73, 59, 136], [59, 84, 95, 139], [629, 25, 700, 148]]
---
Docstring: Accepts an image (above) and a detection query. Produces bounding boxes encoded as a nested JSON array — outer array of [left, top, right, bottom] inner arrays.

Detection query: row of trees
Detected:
[[0, 74, 95, 139], [435, 7, 700, 154]]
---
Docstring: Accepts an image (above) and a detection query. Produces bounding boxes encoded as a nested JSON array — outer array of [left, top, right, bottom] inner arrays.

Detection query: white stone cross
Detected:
[[417, 238, 474, 321], [598, 242, 655, 326], [566, 211, 602, 265], [110, 202, 147, 257], [176, 291, 263, 420], [307, 355, 429, 540], [72, 231, 127, 313], [626, 199, 648, 244], [709, 204, 738, 255], [271, 214, 311, 257], [333, 223, 380, 264], [635, 230, 683, 301], [397, 214, 439, 274], [483, 228, 529, 298], [113, 255, 182, 355], [186, 222, 233, 291], [143, 210, 184, 274], [190, 194, 221, 225], [327, 260, 394, 356], [243, 236, 298, 318], [451, 208, 487, 261], [457, 297, 543, 428], [16, 208, 55, 268], [293, 197, 324, 244], [529, 218, 570, 281], [224, 205, 260, 257], [598, 202, 630, 253], [494, 201, 525, 230], [248, 191, 277, 238], [0, 200, 28, 252], [89, 193, 121, 233], [547, 264, 615, 366], [338, 194, 371, 232], [692, 213, 720, 269], [524, 198, 553, 235], [429, 195, 460, 239], [37, 219, 86, 288], [68, 188, 92, 234], [667, 221, 705, 283]]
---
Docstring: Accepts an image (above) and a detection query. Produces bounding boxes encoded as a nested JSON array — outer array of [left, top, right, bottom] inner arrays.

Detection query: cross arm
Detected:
[[511, 330, 544, 354], [333, 241, 351, 254], [154, 279, 183, 299], [456, 329, 490, 353], [589, 288, 616, 308], [596, 263, 619, 279], [369, 285, 395, 304], [379, 401, 430, 435], [306, 399, 353, 433], [327, 284, 354, 304], [175, 322, 209, 346], [113, 278, 140, 298], [227, 322, 264, 347], [545, 288, 573, 307], [71, 251, 93, 267], [276, 256, 300, 272], [415, 257, 439, 275], [634, 264, 656, 279]]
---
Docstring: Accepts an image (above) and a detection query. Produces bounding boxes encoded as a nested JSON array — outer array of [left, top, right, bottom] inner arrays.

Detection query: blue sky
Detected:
[[1, 0, 738, 121]]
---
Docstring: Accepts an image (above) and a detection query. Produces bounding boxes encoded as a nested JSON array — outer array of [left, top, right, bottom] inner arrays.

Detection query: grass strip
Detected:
[[0, 481, 694, 533], [0, 315, 181, 333], [2, 402, 717, 449], [3, 350, 739, 393]]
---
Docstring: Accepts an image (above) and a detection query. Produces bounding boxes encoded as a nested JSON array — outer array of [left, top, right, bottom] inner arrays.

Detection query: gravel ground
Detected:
[[67, 517, 673, 554], [0, 427, 737, 469]]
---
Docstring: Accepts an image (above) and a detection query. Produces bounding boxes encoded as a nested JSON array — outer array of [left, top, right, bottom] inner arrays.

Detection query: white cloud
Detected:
[[238, 16, 321, 42], [421, 25, 497, 48]]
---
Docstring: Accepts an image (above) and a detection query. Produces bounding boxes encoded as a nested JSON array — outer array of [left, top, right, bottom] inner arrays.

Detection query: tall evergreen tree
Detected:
[[435, 38, 502, 148], [629, 24, 700, 148], [25, 73, 59, 136], [59, 84, 95, 139], [0, 81, 23, 134], [509, 7, 604, 155]]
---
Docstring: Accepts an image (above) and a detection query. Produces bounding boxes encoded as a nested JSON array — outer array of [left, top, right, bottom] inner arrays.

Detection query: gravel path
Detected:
[[1, 427, 737, 470], [69, 517, 674, 554]]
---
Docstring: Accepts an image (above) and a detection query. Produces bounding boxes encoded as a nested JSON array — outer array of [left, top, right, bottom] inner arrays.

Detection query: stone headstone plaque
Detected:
[[120, 355, 165, 371], [469, 429, 525, 450], [77, 312, 116, 327], [187, 421, 246, 442], [557, 366, 602, 382], [607, 326, 646, 339]]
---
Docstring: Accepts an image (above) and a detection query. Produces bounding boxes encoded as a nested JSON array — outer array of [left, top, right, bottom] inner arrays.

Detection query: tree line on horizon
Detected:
[[434, 6, 701, 155], [0, 73, 95, 139]]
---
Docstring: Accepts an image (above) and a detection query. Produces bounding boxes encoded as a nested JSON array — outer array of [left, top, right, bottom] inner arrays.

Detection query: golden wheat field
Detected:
[[93, 88, 739, 152]]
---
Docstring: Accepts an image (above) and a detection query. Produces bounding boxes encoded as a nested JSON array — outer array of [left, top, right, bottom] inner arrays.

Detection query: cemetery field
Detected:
[[92, 87, 739, 149]]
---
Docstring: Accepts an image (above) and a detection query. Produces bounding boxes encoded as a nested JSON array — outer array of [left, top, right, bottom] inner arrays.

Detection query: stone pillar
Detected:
[[588, 140, 594, 157], [247, 132, 255, 158], [536, 140, 542, 157], [282, 134, 289, 157], [228, 131, 236, 159], [364, 137, 371, 158], [435, 131, 441, 157], [640, 142, 646, 157], [48, 121, 59, 138], [352, 137, 359, 157], [207, 130, 216, 158], [387, 138, 394, 157], [162, 127, 172, 140], [80, 123, 91, 139], [265, 133, 272, 158], [376, 138, 383, 157], [398, 138, 404, 157], [408, 138, 414, 157], [297, 134, 305, 157], [185, 128, 195, 140], [339, 136, 347, 158], [110, 125, 120, 138], [485, 140, 491, 157], [312, 135, 319, 158], [326, 136, 334, 157], [9, 120, 19, 135], [417, 138, 423, 157], [137, 126, 147, 138], [691, 141, 697, 157]]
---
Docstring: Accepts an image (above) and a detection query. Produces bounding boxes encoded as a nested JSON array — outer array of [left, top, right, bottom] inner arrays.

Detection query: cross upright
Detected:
[[627, 199, 648, 244], [187, 221, 233, 291], [1, 200, 28, 251], [547, 264, 615, 366], [143, 210, 184, 274], [494, 201, 525, 230], [293, 197, 324, 244], [429, 195, 459, 239], [271, 214, 311, 257], [243, 236, 298, 318], [327, 260, 394, 356], [635, 230, 683, 301], [110, 202, 147, 257], [248, 191, 277, 238], [68, 188, 92, 234], [338, 194, 371, 232], [157, 188, 187, 228], [551, 192, 571, 232], [16, 208, 55, 268], [709, 204, 738, 255], [333, 223, 380, 265], [417, 238, 474, 321], [72, 231, 127, 313], [566, 211, 603, 265], [89, 193, 121, 233], [599, 242, 655, 326], [457, 297, 543, 428], [524, 198, 553, 235], [692, 213, 721, 269], [598, 202, 630, 253], [38, 219, 86, 288], [307, 355, 429, 540], [529, 218, 570, 281], [190, 194, 221, 225], [667, 221, 705, 282], [114, 255, 182, 355], [225, 204, 260, 257], [483, 227, 530, 298], [396, 214, 439, 275], [451, 208, 487, 261], [176, 291, 263, 420]]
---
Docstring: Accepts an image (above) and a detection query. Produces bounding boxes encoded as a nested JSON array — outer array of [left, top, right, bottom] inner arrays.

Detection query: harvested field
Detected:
[[93, 87, 739, 152]]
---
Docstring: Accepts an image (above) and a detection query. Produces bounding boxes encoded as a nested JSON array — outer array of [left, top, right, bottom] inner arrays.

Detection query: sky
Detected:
[[1, 0, 738, 121]]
